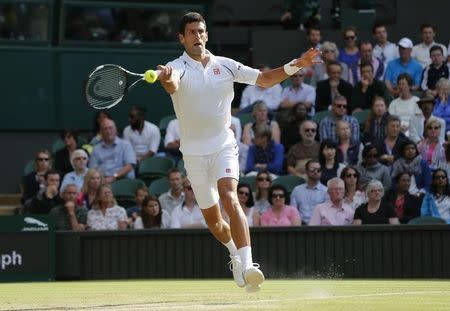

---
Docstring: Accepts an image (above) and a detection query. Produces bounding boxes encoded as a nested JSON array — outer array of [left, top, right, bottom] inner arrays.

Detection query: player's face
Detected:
[[179, 22, 208, 58]]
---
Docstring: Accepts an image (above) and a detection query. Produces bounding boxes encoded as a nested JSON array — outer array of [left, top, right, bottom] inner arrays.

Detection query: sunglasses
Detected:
[[304, 128, 316, 133], [370, 189, 383, 193], [37, 158, 49, 161], [74, 157, 87, 160], [345, 173, 357, 178], [434, 175, 447, 180], [335, 104, 347, 109], [257, 177, 270, 182], [345, 36, 356, 40], [238, 190, 250, 196], [272, 193, 285, 199]]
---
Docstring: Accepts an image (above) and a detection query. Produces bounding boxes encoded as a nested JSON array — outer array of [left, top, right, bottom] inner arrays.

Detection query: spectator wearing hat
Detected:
[[384, 37, 423, 97], [411, 23, 447, 68], [432, 78, 450, 134], [60, 149, 89, 192], [410, 94, 446, 144], [421, 46, 450, 96]]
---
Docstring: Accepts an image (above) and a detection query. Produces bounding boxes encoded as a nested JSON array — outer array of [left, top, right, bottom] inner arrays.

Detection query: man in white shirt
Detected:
[[372, 23, 399, 70], [239, 65, 283, 113], [164, 118, 181, 161], [123, 105, 160, 163], [155, 12, 320, 292], [412, 23, 447, 68], [158, 168, 185, 214]]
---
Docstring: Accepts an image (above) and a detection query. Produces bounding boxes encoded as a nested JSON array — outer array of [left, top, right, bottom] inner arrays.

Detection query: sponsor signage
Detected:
[[0, 216, 54, 281]]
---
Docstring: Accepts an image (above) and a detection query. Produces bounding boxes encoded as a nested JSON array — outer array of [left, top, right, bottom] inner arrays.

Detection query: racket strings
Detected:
[[85, 66, 127, 109]]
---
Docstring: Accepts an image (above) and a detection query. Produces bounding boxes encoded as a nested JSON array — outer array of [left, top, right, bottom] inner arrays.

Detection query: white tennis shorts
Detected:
[[183, 144, 240, 209]]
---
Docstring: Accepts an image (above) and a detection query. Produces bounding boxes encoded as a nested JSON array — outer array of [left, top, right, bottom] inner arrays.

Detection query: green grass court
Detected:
[[1, 279, 449, 310]]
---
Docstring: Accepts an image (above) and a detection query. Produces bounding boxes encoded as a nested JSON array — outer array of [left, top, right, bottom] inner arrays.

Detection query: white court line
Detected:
[[88, 290, 450, 310]]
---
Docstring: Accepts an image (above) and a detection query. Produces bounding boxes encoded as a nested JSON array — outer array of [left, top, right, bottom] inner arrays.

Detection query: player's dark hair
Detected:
[[179, 12, 206, 34]]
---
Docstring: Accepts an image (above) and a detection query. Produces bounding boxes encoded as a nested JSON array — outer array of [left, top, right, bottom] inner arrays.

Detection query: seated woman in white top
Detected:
[[87, 184, 127, 230]]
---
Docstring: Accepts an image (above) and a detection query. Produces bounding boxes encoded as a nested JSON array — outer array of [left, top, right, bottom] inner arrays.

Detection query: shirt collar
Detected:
[[101, 137, 118, 147], [181, 50, 216, 69]]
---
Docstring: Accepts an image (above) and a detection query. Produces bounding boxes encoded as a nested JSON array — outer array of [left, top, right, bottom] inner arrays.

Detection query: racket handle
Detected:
[[144, 70, 161, 83]]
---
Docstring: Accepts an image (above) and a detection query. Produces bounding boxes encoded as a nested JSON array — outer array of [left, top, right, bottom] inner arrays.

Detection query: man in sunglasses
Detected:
[[290, 160, 328, 225], [286, 120, 320, 177], [319, 96, 360, 145]]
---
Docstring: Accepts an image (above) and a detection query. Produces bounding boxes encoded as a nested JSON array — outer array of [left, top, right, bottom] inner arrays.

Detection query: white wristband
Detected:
[[283, 59, 302, 76]]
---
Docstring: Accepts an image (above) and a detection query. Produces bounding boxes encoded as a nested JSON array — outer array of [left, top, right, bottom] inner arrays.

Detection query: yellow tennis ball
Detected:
[[144, 70, 158, 83]]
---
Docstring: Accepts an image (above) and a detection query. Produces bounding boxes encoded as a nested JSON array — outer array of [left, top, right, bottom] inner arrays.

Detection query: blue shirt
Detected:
[[320, 114, 360, 145], [89, 137, 136, 178], [433, 98, 450, 132], [384, 58, 423, 86], [246, 141, 284, 175], [290, 182, 328, 224], [60, 170, 87, 192]]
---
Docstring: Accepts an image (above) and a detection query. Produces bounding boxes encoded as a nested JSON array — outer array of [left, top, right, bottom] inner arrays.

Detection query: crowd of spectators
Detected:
[[19, 21, 450, 230]]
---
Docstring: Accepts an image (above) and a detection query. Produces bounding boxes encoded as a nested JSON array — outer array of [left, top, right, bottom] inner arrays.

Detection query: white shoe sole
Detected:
[[244, 268, 265, 293]]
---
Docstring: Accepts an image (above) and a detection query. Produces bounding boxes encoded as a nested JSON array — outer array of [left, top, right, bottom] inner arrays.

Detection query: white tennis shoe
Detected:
[[228, 254, 246, 287], [244, 263, 265, 293]]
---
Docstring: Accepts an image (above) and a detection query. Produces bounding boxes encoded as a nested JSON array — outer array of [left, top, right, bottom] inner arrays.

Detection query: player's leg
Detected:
[[217, 177, 264, 292], [214, 144, 264, 292], [200, 204, 245, 287], [182, 153, 244, 287]]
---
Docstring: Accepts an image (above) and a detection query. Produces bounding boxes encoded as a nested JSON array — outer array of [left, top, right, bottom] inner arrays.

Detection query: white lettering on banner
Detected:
[[1, 251, 22, 270]]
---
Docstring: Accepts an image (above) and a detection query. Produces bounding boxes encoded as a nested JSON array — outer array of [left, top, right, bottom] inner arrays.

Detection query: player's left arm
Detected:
[[255, 48, 322, 88]]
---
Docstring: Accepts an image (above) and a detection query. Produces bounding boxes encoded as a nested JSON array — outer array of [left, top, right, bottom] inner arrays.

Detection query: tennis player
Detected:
[[157, 12, 321, 292]]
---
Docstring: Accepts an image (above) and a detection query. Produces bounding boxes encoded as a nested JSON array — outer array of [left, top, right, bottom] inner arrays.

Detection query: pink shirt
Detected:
[[261, 205, 301, 227], [309, 201, 354, 226]]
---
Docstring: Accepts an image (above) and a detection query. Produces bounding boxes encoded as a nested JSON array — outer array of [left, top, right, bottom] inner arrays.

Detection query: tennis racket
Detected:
[[84, 64, 160, 109]]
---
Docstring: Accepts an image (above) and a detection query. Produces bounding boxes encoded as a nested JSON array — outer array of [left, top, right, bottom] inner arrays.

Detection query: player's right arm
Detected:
[[157, 65, 180, 94]]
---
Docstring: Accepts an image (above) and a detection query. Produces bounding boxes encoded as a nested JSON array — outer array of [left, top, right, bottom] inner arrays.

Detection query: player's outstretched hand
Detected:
[[292, 48, 323, 69], [157, 65, 173, 83]]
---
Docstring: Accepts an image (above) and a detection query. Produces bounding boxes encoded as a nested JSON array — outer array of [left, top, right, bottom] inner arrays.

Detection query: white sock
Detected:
[[223, 239, 237, 256], [237, 246, 253, 270]]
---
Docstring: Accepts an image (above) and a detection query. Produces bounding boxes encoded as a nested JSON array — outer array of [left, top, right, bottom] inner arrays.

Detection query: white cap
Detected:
[[398, 37, 413, 49]]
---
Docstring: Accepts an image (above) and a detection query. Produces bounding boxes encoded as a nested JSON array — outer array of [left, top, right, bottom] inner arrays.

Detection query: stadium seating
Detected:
[[111, 178, 146, 208], [272, 175, 305, 194], [352, 109, 371, 126], [312, 110, 330, 124], [238, 113, 255, 128], [138, 156, 175, 184], [23, 160, 34, 176], [158, 114, 176, 134], [239, 175, 257, 192], [177, 159, 186, 175], [148, 177, 170, 197]]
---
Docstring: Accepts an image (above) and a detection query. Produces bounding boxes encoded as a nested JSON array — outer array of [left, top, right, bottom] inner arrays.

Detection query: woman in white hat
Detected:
[[60, 149, 89, 192]]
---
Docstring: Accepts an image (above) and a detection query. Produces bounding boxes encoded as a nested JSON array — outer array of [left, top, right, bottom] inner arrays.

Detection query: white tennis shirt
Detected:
[[167, 51, 260, 156]]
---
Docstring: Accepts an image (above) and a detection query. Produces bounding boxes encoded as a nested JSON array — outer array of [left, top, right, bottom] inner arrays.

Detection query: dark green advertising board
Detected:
[[0, 216, 54, 282]]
